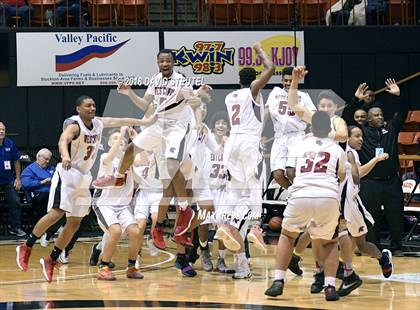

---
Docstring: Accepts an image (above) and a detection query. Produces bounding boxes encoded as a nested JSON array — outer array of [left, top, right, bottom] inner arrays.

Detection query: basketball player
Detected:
[[265, 111, 346, 301], [93, 126, 143, 280], [132, 149, 162, 267], [265, 66, 316, 192], [285, 67, 354, 289], [16, 96, 155, 283], [93, 49, 201, 245], [215, 42, 274, 279], [344, 126, 393, 279], [264, 66, 316, 275]]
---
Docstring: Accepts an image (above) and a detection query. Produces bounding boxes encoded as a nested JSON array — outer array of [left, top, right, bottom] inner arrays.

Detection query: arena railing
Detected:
[[0, 0, 418, 28]]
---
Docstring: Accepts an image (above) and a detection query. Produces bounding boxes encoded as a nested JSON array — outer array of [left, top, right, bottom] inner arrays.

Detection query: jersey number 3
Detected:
[[300, 151, 330, 173], [83, 146, 94, 160]]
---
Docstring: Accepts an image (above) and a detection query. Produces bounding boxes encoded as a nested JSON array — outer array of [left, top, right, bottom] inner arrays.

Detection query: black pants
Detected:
[[0, 183, 22, 229], [359, 176, 404, 251]]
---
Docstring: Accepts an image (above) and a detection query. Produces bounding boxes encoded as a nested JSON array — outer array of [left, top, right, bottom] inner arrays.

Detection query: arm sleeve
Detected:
[[391, 96, 409, 132], [340, 96, 359, 127]]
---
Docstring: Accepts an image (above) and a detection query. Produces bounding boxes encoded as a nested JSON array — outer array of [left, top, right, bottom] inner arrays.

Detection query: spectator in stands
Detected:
[[342, 80, 407, 257], [21, 148, 55, 227], [0, 121, 26, 237], [0, 0, 34, 27], [354, 108, 367, 126], [53, 0, 89, 27], [366, 0, 388, 25]]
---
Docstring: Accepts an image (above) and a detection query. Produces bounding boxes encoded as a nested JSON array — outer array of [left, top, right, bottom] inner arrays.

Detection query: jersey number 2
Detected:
[[300, 151, 330, 173], [231, 104, 240, 125]]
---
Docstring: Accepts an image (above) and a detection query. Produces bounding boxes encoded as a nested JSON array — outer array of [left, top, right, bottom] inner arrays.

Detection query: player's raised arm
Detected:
[[288, 67, 314, 124], [117, 83, 154, 111], [58, 123, 80, 170], [102, 126, 129, 166], [98, 114, 157, 128], [329, 117, 348, 143], [250, 42, 275, 99]]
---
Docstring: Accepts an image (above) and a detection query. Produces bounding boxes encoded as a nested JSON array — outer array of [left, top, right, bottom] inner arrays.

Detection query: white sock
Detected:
[[325, 276, 335, 287], [96, 241, 103, 251], [218, 249, 226, 259], [199, 239, 208, 249], [274, 269, 286, 281], [238, 252, 247, 265], [178, 200, 188, 211]]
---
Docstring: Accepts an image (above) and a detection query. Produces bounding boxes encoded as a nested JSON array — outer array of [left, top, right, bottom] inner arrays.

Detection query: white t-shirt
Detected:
[[132, 152, 162, 191]]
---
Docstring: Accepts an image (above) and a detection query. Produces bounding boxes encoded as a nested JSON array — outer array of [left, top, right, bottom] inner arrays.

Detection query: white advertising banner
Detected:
[[164, 31, 305, 84], [16, 32, 159, 86]]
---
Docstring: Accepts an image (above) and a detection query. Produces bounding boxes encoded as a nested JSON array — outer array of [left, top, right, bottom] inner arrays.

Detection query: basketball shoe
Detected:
[[40, 257, 59, 283], [16, 244, 32, 271], [151, 226, 166, 249], [97, 266, 116, 281], [174, 207, 195, 236], [92, 175, 126, 189], [247, 226, 267, 253], [265, 279, 285, 297]]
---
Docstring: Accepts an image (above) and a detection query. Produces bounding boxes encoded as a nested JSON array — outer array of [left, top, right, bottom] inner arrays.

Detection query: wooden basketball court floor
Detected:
[[0, 238, 419, 310]]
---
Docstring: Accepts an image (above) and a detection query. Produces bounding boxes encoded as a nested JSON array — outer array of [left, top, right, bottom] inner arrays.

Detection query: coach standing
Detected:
[[342, 79, 406, 256], [0, 121, 26, 237]]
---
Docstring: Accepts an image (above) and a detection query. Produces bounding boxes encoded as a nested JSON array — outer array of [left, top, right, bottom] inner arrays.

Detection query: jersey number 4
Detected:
[[300, 151, 330, 173]]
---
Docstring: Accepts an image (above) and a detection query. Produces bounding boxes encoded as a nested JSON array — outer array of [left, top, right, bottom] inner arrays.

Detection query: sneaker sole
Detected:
[[338, 279, 363, 297], [97, 275, 117, 281], [247, 232, 267, 253], [382, 249, 393, 278], [16, 246, 28, 271], [174, 209, 196, 236], [39, 258, 52, 283], [216, 227, 240, 252]]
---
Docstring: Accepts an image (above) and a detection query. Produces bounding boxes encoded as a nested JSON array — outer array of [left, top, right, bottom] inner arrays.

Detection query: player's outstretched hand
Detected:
[[355, 83, 369, 101], [292, 66, 308, 81], [385, 78, 400, 96], [117, 83, 132, 95]]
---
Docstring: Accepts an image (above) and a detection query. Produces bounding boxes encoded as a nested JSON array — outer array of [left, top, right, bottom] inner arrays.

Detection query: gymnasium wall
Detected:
[[0, 26, 419, 148]]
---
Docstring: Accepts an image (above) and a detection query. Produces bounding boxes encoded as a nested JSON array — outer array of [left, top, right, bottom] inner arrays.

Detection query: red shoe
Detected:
[[16, 244, 32, 271], [171, 232, 193, 248], [151, 227, 166, 250], [97, 266, 116, 281], [126, 266, 144, 279], [174, 207, 195, 236], [92, 175, 125, 189], [247, 227, 267, 253], [40, 257, 59, 283]]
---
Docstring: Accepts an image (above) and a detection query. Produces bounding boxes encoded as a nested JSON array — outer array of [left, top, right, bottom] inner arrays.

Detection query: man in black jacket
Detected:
[[342, 79, 406, 256]]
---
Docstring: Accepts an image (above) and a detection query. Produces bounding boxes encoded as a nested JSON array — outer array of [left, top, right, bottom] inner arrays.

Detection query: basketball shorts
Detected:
[[271, 132, 304, 172], [94, 204, 137, 233], [133, 190, 162, 220], [282, 197, 340, 240], [223, 134, 261, 183], [133, 119, 189, 179], [47, 163, 92, 218]]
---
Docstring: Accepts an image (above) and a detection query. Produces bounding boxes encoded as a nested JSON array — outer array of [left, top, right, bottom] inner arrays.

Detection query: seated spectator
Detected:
[[366, 0, 388, 25], [21, 148, 55, 224], [53, 0, 89, 26], [0, 121, 26, 237], [0, 0, 34, 27]]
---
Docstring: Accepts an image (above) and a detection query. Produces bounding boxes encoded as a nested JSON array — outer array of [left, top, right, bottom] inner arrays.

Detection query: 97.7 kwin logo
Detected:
[[172, 41, 235, 74]]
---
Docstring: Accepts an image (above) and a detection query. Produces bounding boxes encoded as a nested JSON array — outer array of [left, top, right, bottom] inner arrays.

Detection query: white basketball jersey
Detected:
[[96, 155, 134, 207], [65, 115, 103, 174], [133, 153, 162, 191], [146, 71, 193, 121], [266, 87, 316, 136], [209, 145, 225, 190], [288, 136, 347, 199], [225, 88, 264, 136]]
